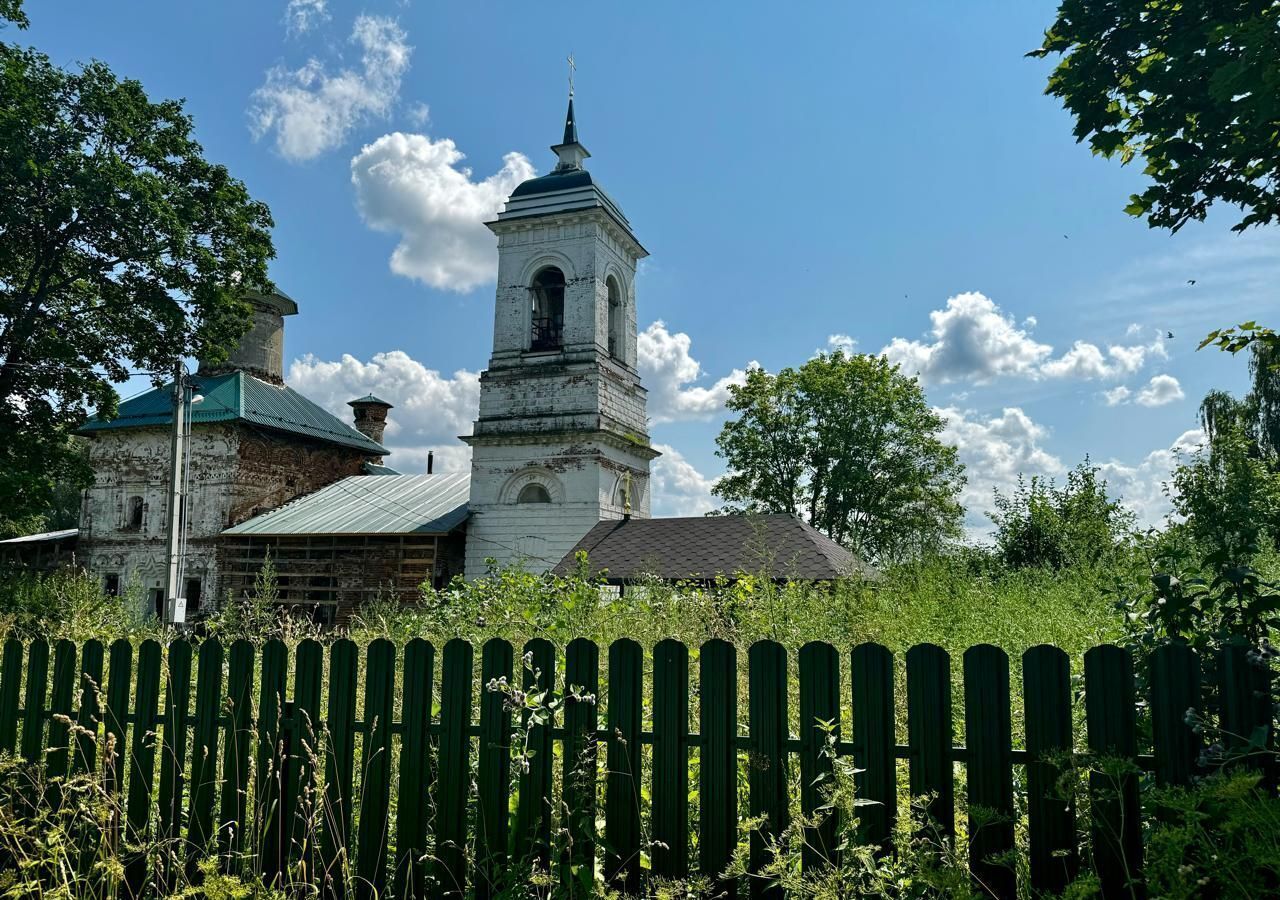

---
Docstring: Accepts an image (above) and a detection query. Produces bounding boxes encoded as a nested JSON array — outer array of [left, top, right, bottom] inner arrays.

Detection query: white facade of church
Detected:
[[462, 99, 659, 577]]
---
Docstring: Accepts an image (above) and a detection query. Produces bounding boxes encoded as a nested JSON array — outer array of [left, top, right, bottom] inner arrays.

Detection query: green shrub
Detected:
[[0, 568, 149, 643], [989, 461, 1135, 571], [1141, 772, 1280, 900], [344, 552, 1123, 667]]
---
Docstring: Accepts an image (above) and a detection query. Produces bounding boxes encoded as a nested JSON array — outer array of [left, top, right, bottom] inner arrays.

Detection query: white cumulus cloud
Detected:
[[250, 15, 412, 162], [938, 405, 1063, 532], [882, 292, 1168, 385], [650, 444, 719, 517], [826, 334, 857, 354], [288, 350, 480, 470], [638, 321, 754, 424], [882, 292, 1052, 384], [284, 0, 329, 37], [1103, 385, 1132, 406], [350, 132, 535, 292], [1135, 374, 1185, 407], [1040, 338, 1161, 380]]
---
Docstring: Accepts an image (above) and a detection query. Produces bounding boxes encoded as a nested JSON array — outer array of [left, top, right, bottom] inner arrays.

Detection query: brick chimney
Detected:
[[348, 394, 393, 445]]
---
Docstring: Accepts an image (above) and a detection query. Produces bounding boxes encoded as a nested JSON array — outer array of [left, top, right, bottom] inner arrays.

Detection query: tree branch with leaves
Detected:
[[0, 35, 275, 531], [1033, 0, 1280, 356]]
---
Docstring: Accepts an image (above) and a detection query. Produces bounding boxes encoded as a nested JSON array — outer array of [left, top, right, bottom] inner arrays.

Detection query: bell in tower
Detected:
[[462, 91, 659, 577]]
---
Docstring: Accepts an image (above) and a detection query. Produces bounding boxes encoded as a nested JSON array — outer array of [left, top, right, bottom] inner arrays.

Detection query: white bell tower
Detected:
[[463, 96, 658, 577]]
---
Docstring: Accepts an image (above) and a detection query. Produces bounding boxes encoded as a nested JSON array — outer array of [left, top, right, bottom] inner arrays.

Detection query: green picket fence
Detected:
[[0, 635, 1272, 898]]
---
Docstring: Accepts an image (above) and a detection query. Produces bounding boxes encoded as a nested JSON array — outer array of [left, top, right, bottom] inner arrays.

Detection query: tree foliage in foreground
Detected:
[[0, 1, 26, 29], [713, 351, 965, 563], [0, 38, 275, 533], [1033, 0, 1280, 234], [1034, 0, 1280, 358]]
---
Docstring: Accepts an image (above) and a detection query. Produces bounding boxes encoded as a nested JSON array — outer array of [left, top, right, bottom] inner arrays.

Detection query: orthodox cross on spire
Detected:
[[552, 56, 588, 172]]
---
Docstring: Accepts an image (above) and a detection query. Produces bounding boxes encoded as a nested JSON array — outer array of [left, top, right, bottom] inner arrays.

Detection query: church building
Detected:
[[462, 97, 659, 576], [458, 99, 855, 586], [54, 94, 856, 623], [74, 289, 391, 617]]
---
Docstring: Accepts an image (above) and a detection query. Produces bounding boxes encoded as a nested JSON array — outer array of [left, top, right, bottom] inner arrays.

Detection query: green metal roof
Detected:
[[222, 473, 469, 537], [78, 370, 387, 456], [362, 461, 402, 476], [348, 394, 393, 408], [510, 168, 595, 198]]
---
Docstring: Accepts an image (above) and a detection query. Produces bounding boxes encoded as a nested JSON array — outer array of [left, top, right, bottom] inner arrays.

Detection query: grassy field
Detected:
[[1, 552, 1130, 662], [346, 555, 1126, 659], [1, 552, 1276, 898]]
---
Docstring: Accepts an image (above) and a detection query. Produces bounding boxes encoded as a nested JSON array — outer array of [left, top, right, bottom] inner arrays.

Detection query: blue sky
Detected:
[[24, 0, 1278, 532]]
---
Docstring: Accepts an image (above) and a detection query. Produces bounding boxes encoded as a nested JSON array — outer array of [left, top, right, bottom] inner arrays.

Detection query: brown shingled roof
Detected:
[[552, 513, 865, 582]]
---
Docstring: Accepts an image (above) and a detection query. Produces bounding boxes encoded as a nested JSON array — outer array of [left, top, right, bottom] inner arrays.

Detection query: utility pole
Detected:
[[163, 362, 186, 622]]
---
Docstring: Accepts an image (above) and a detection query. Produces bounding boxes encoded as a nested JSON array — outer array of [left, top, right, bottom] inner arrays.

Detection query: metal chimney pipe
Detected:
[[427, 451, 434, 474]]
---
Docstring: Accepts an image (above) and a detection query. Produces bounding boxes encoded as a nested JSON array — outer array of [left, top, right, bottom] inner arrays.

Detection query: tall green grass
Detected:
[[347, 554, 1126, 666]]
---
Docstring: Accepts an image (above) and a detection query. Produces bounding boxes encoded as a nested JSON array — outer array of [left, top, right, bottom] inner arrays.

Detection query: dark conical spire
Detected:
[[562, 97, 578, 145], [551, 94, 590, 172]]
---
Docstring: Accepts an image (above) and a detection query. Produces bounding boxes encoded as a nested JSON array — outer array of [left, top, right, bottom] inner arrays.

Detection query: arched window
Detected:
[[126, 495, 144, 530], [517, 483, 552, 504], [606, 276, 623, 359], [529, 267, 565, 351]]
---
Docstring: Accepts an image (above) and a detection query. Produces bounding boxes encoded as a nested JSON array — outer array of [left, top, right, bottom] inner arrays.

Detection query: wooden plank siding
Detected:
[[218, 534, 461, 622]]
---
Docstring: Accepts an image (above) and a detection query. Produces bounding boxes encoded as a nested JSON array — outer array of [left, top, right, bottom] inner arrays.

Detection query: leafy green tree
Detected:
[[1197, 341, 1280, 461], [713, 351, 965, 563], [1172, 426, 1280, 562], [0, 439, 87, 539], [1199, 388, 1253, 452], [1249, 339, 1280, 458], [0, 38, 275, 534], [989, 460, 1136, 570], [1033, 1, 1280, 356]]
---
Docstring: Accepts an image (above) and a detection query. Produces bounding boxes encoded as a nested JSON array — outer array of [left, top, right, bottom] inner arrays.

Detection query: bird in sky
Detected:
[[1167, 331, 1175, 339], [1187, 279, 1197, 285]]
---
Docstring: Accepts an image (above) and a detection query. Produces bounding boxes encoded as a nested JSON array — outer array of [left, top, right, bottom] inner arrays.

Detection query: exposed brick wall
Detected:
[[79, 425, 239, 606], [80, 422, 371, 610], [230, 429, 368, 527]]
